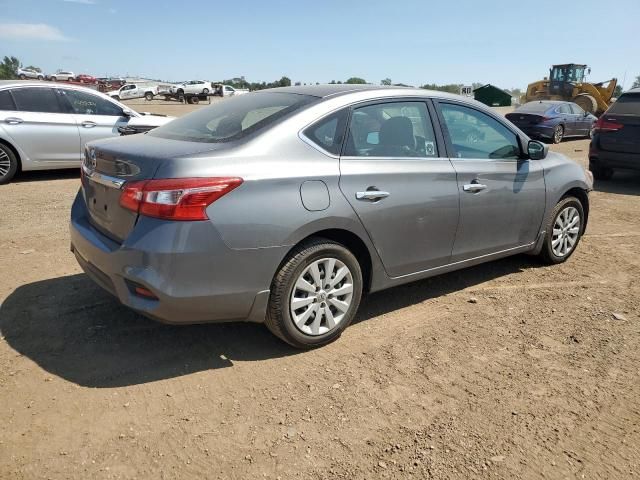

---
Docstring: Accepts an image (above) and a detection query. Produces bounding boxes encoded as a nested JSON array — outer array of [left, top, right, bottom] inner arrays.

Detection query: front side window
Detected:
[[149, 92, 316, 143], [303, 109, 348, 155], [60, 89, 124, 116], [11, 88, 63, 114], [439, 103, 520, 160], [344, 101, 438, 158]]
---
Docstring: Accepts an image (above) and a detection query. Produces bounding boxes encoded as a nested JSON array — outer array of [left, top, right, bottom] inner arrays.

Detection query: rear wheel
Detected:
[[113, 95, 120, 101], [144, 92, 154, 101], [19, 74, 26, 80], [539, 196, 584, 264], [552, 124, 564, 144], [202, 88, 209, 94], [0, 143, 19, 185], [68, 77, 73, 82], [573, 94, 598, 115], [37, 75, 43, 80], [265, 239, 363, 349]]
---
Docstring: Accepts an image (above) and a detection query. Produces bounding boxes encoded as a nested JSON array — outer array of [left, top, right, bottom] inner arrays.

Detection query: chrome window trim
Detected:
[[82, 163, 125, 189]]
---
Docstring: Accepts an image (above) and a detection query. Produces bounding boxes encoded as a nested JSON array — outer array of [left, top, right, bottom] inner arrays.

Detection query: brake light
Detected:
[[119, 177, 243, 221], [593, 117, 624, 133]]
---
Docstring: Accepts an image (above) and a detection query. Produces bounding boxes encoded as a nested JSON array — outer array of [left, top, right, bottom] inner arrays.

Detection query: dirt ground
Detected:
[[1, 103, 639, 480]]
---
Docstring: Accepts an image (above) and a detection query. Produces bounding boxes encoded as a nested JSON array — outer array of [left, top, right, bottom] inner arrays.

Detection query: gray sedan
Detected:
[[70, 85, 593, 348]]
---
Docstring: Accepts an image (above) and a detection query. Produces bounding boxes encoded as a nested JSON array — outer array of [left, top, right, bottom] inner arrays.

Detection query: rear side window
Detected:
[[569, 103, 585, 115], [11, 88, 63, 113], [608, 93, 640, 115], [0, 90, 16, 110], [149, 92, 316, 143], [303, 109, 348, 155], [557, 104, 572, 114]]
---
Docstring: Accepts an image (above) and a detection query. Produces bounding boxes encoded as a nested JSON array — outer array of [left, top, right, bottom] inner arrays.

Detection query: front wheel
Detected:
[[112, 95, 120, 101], [265, 239, 363, 349], [539, 196, 585, 264], [552, 125, 564, 144], [19, 74, 26, 80]]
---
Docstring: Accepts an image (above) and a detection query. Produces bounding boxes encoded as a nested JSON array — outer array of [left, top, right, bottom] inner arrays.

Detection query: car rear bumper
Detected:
[[69, 190, 283, 324], [589, 148, 640, 170], [517, 125, 555, 140]]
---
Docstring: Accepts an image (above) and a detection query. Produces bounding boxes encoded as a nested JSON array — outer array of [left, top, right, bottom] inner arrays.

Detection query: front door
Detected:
[[339, 100, 459, 278], [435, 101, 546, 262], [0, 86, 80, 165]]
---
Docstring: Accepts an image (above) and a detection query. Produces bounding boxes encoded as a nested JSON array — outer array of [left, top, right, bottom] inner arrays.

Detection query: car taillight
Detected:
[[119, 177, 243, 221], [593, 117, 624, 133]]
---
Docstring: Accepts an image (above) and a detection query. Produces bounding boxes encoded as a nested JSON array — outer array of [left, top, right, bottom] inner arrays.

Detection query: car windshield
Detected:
[[518, 102, 553, 113], [607, 93, 640, 115], [149, 92, 316, 143]]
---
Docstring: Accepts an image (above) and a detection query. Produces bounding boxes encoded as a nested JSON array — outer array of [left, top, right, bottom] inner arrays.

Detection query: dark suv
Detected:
[[589, 88, 640, 180]]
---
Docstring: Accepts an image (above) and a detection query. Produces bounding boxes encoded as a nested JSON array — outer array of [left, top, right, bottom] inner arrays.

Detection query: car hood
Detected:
[[128, 114, 174, 127]]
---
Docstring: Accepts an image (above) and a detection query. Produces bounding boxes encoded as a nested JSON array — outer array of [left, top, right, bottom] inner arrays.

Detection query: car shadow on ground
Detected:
[[14, 169, 79, 183], [593, 170, 640, 196], [0, 255, 540, 388]]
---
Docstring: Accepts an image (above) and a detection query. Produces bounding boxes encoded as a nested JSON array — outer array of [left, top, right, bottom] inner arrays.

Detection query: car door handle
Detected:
[[81, 121, 97, 128], [5, 117, 23, 125], [463, 183, 487, 193], [356, 189, 390, 201]]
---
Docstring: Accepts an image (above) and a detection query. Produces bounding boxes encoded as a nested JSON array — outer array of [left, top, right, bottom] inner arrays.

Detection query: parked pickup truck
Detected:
[[107, 83, 158, 101], [212, 84, 249, 97]]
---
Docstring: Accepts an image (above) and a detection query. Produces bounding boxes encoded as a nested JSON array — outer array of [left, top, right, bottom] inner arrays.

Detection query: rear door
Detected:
[[0, 86, 81, 165], [569, 103, 591, 135], [339, 99, 460, 277], [435, 101, 546, 262], [556, 103, 576, 135], [58, 88, 129, 147], [598, 92, 640, 154]]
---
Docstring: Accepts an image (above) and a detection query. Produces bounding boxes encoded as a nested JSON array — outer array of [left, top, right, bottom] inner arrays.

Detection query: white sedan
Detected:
[[0, 81, 174, 184], [169, 80, 211, 95]]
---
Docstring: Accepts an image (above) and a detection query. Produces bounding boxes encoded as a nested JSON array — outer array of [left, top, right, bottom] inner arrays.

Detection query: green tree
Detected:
[[0, 56, 21, 79], [380, 78, 392, 86], [632, 75, 640, 89], [278, 76, 291, 87], [614, 85, 623, 97], [345, 77, 367, 84], [420, 83, 462, 94]]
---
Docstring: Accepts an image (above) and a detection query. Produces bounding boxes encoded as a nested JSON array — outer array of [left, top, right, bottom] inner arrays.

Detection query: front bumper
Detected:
[[69, 190, 283, 324]]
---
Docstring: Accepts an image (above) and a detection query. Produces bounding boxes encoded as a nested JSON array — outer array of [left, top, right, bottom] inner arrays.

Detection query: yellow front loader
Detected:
[[525, 64, 617, 116]]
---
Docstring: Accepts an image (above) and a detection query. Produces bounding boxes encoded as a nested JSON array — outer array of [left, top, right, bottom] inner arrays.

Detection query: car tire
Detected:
[[202, 88, 209, 95], [51, 77, 57, 81], [552, 125, 564, 144], [145, 92, 154, 101], [37, 75, 43, 80], [19, 74, 26, 80], [590, 163, 614, 181], [0, 143, 19, 185], [265, 238, 363, 349], [539, 196, 585, 264], [68, 77, 73, 82]]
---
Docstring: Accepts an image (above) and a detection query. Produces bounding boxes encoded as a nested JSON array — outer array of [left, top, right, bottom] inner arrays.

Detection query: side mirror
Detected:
[[527, 140, 547, 160], [583, 111, 590, 117], [122, 108, 134, 117]]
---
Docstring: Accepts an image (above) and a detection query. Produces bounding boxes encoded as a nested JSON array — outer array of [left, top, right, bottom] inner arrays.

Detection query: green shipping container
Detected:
[[473, 84, 512, 107]]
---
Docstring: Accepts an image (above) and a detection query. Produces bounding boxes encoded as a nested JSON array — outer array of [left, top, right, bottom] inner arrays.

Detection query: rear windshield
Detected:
[[149, 92, 316, 143], [607, 93, 640, 115], [517, 102, 554, 113]]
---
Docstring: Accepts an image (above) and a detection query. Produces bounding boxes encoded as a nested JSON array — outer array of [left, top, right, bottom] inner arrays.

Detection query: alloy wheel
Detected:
[[554, 125, 564, 143], [551, 206, 580, 257], [290, 257, 354, 336], [0, 149, 10, 177]]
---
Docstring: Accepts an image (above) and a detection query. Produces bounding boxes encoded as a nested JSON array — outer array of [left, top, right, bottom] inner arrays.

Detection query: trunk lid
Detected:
[[82, 135, 229, 242], [505, 113, 546, 127]]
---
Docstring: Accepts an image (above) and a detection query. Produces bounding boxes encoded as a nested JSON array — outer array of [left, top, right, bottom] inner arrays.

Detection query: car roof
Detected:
[[259, 83, 463, 101]]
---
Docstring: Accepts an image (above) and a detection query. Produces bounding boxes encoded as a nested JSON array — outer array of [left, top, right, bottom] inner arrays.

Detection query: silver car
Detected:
[[70, 85, 592, 348], [0, 81, 174, 184]]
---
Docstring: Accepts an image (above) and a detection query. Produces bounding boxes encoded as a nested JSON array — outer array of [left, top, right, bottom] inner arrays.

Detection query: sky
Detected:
[[0, 0, 638, 90]]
